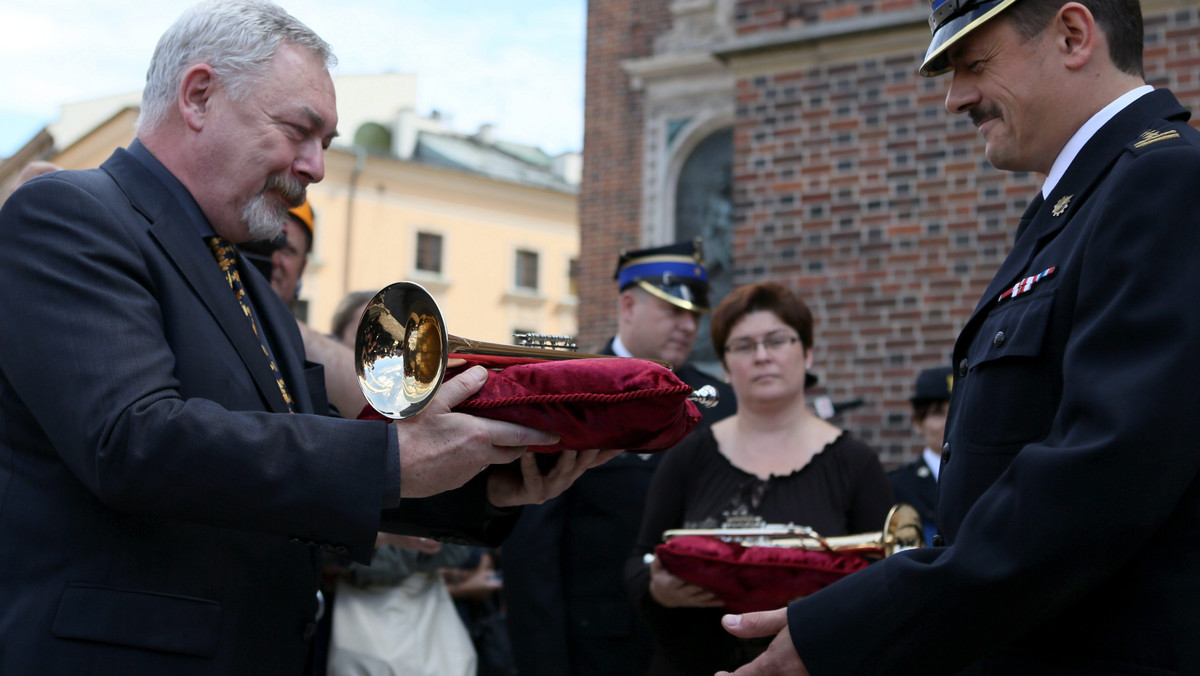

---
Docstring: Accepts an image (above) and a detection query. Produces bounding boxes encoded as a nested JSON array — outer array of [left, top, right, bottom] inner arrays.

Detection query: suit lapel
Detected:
[[104, 150, 293, 414]]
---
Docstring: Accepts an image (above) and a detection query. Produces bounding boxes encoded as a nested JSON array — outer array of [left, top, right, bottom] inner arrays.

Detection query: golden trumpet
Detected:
[[355, 282, 719, 419]]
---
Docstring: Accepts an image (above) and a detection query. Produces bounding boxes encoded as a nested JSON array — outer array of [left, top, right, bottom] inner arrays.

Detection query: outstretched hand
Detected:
[[487, 448, 622, 508], [391, 366, 560, 498], [715, 608, 809, 676], [649, 555, 724, 608]]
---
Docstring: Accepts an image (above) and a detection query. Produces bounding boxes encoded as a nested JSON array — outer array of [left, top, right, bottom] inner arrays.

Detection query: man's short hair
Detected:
[[138, 0, 336, 133], [1006, 0, 1144, 77]]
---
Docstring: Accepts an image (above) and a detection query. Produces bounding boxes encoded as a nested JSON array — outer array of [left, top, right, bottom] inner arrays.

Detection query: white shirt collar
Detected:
[[611, 335, 634, 359], [923, 447, 942, 482], [1042, 85, 1154, 198]]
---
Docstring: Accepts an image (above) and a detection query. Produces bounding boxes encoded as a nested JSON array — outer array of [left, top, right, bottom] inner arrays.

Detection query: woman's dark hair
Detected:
[[710, 282, 814, 363]]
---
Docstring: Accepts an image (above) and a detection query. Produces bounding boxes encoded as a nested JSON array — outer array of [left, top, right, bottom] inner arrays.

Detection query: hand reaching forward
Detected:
[[649, 555, 724, 608], [487, 447, 622, 508], [715, 608, 810, 676], [391, 366, 559, 498]]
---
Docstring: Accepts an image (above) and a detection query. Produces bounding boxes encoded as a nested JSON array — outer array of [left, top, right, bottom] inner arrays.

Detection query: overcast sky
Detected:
[[0, 0, 585, 158]]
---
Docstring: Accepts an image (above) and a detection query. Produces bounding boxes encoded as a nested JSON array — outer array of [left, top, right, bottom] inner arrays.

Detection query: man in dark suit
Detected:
[[0, 2, 610, 674], [502, 240, 735, 675], [888, 366, 953, 546], [720, 1, 1200, 674]]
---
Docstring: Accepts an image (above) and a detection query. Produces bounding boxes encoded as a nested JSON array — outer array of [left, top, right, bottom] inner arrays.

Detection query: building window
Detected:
[[567, 257, 579, 297], [515, 249, 539, 291], [416, 232, 443, 274]]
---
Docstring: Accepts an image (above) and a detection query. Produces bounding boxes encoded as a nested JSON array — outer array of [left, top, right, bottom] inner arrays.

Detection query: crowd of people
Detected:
[[3, 0, 1199, 674]]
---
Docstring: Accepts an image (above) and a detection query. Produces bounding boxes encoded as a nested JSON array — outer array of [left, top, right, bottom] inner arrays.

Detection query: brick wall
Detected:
[[580, 1, 1200, 466], [577, 0, 673, 352]]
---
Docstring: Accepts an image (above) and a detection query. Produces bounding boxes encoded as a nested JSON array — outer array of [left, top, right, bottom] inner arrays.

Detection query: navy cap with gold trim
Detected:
[[614, 239, 711, 313], [921, 0, 1020, 77]]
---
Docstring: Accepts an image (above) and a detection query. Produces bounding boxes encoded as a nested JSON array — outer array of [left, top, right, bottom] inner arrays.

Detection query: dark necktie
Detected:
[[206, 236, 296, 413]]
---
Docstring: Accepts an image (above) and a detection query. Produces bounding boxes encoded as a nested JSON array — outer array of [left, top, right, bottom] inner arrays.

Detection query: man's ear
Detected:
[[1056, 2, 1098, 70], [618, 288, 637, 323], [179, 63, 218, 132]]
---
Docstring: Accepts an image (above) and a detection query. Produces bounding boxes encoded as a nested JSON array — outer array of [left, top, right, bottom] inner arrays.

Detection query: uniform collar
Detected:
[[1042, 85, 1153, 198], [611, 334, 634, 359]]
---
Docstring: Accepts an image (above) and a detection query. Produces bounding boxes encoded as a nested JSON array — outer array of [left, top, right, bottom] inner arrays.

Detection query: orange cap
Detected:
[[288, 200, 314, 236]]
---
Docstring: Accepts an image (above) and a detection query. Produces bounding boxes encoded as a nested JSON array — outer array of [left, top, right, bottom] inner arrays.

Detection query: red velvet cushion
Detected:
[[654, 535, 874, 613], [360, 355, 702, 453]]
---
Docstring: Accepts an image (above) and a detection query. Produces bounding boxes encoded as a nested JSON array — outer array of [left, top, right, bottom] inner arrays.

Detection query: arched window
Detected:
[[673, 127, 732, 364]]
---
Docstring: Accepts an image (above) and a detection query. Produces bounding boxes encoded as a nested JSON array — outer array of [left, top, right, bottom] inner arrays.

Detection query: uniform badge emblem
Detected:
[[1051, 195, 1072, 217]]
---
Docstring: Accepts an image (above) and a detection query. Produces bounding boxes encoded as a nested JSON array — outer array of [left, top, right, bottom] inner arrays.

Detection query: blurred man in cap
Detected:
[[889, 366, 954, 547], [271, 200, 314, 306], [720, 0, 1200, 673], [503, 239, 735, 676], [238, 199, 313, 308]]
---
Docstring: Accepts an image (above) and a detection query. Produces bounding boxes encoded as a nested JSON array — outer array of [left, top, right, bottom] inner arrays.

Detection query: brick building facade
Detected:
[[578, 0, 1200, 466]]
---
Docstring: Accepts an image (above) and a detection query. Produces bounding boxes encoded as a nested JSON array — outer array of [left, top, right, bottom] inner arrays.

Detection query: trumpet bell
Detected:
[[355, 283, 448, 420]]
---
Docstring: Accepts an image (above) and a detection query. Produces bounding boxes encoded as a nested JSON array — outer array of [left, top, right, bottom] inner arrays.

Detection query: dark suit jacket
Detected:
[[501, 339, 735, 676], [0, 147, 511, 675], [786, 89, 1200, 674], [887, 457, 938, 546]]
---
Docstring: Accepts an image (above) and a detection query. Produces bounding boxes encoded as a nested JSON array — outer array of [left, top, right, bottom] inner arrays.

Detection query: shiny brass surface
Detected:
[[354, 282, 718, 419], [661, 503, 925, 558]]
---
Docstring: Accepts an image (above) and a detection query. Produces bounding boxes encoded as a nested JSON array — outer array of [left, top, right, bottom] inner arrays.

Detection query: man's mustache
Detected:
[[969, 105, 1001, 127], [265, 174, 306, 208]]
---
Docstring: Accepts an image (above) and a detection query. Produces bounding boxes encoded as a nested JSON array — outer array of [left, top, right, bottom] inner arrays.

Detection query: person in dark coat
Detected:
[[719, 1, 1200, 674], [0, 3, 608, 673], [887, 366, 953, 546], [502, 240, 735, 676]]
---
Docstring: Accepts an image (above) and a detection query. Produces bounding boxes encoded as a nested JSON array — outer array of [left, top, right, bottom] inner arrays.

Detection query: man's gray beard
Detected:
[[242, 192, 288, 241]]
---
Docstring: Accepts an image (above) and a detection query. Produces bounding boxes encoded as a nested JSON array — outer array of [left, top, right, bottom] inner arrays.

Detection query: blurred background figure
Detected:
[[888, 366, 952, 546], [444, 548, 518, 676], [5, 161, 61, 197], [270, 200, 314, 309], [330, 289, 378, 348], [625, 281, 893, 674], [502, 240, 735, 676]]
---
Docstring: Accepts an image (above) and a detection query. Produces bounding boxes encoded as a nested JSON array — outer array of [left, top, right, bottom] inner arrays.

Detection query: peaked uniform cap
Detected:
[[912, 366, 955, 401], [921, 0, 1021, 76], [614, 239, 711, 312]]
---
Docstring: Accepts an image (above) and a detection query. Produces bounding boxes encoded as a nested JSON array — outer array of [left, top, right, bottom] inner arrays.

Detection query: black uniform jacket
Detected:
[[784, 89, 1200, 674], [501, 339, 735, 676]]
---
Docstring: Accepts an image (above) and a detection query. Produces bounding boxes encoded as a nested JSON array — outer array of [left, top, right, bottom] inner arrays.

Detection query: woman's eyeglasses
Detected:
[[725, 334, 800, 357]]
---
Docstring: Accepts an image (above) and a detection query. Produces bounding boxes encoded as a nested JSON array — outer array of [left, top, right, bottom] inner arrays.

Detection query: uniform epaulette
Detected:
[[1130, 127, 1182, 150]]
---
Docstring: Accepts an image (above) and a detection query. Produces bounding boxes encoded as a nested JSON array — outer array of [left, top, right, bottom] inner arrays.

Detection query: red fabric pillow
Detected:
[[654, 535, 874, 613], [360, 355, 702, 453]]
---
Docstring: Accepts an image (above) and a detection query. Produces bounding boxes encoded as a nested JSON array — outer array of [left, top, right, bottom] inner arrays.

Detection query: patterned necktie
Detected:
[[205, 236, 296, 413]]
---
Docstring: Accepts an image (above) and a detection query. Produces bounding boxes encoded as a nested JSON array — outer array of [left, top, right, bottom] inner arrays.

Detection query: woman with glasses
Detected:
[[624, 282, 893, 675]]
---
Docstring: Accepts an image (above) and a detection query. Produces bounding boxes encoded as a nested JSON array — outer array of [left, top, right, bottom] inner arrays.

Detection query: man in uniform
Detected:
[[720, 0, 1200, 673], [888, 366, 953, 546], [503, 240, 735, 675]]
